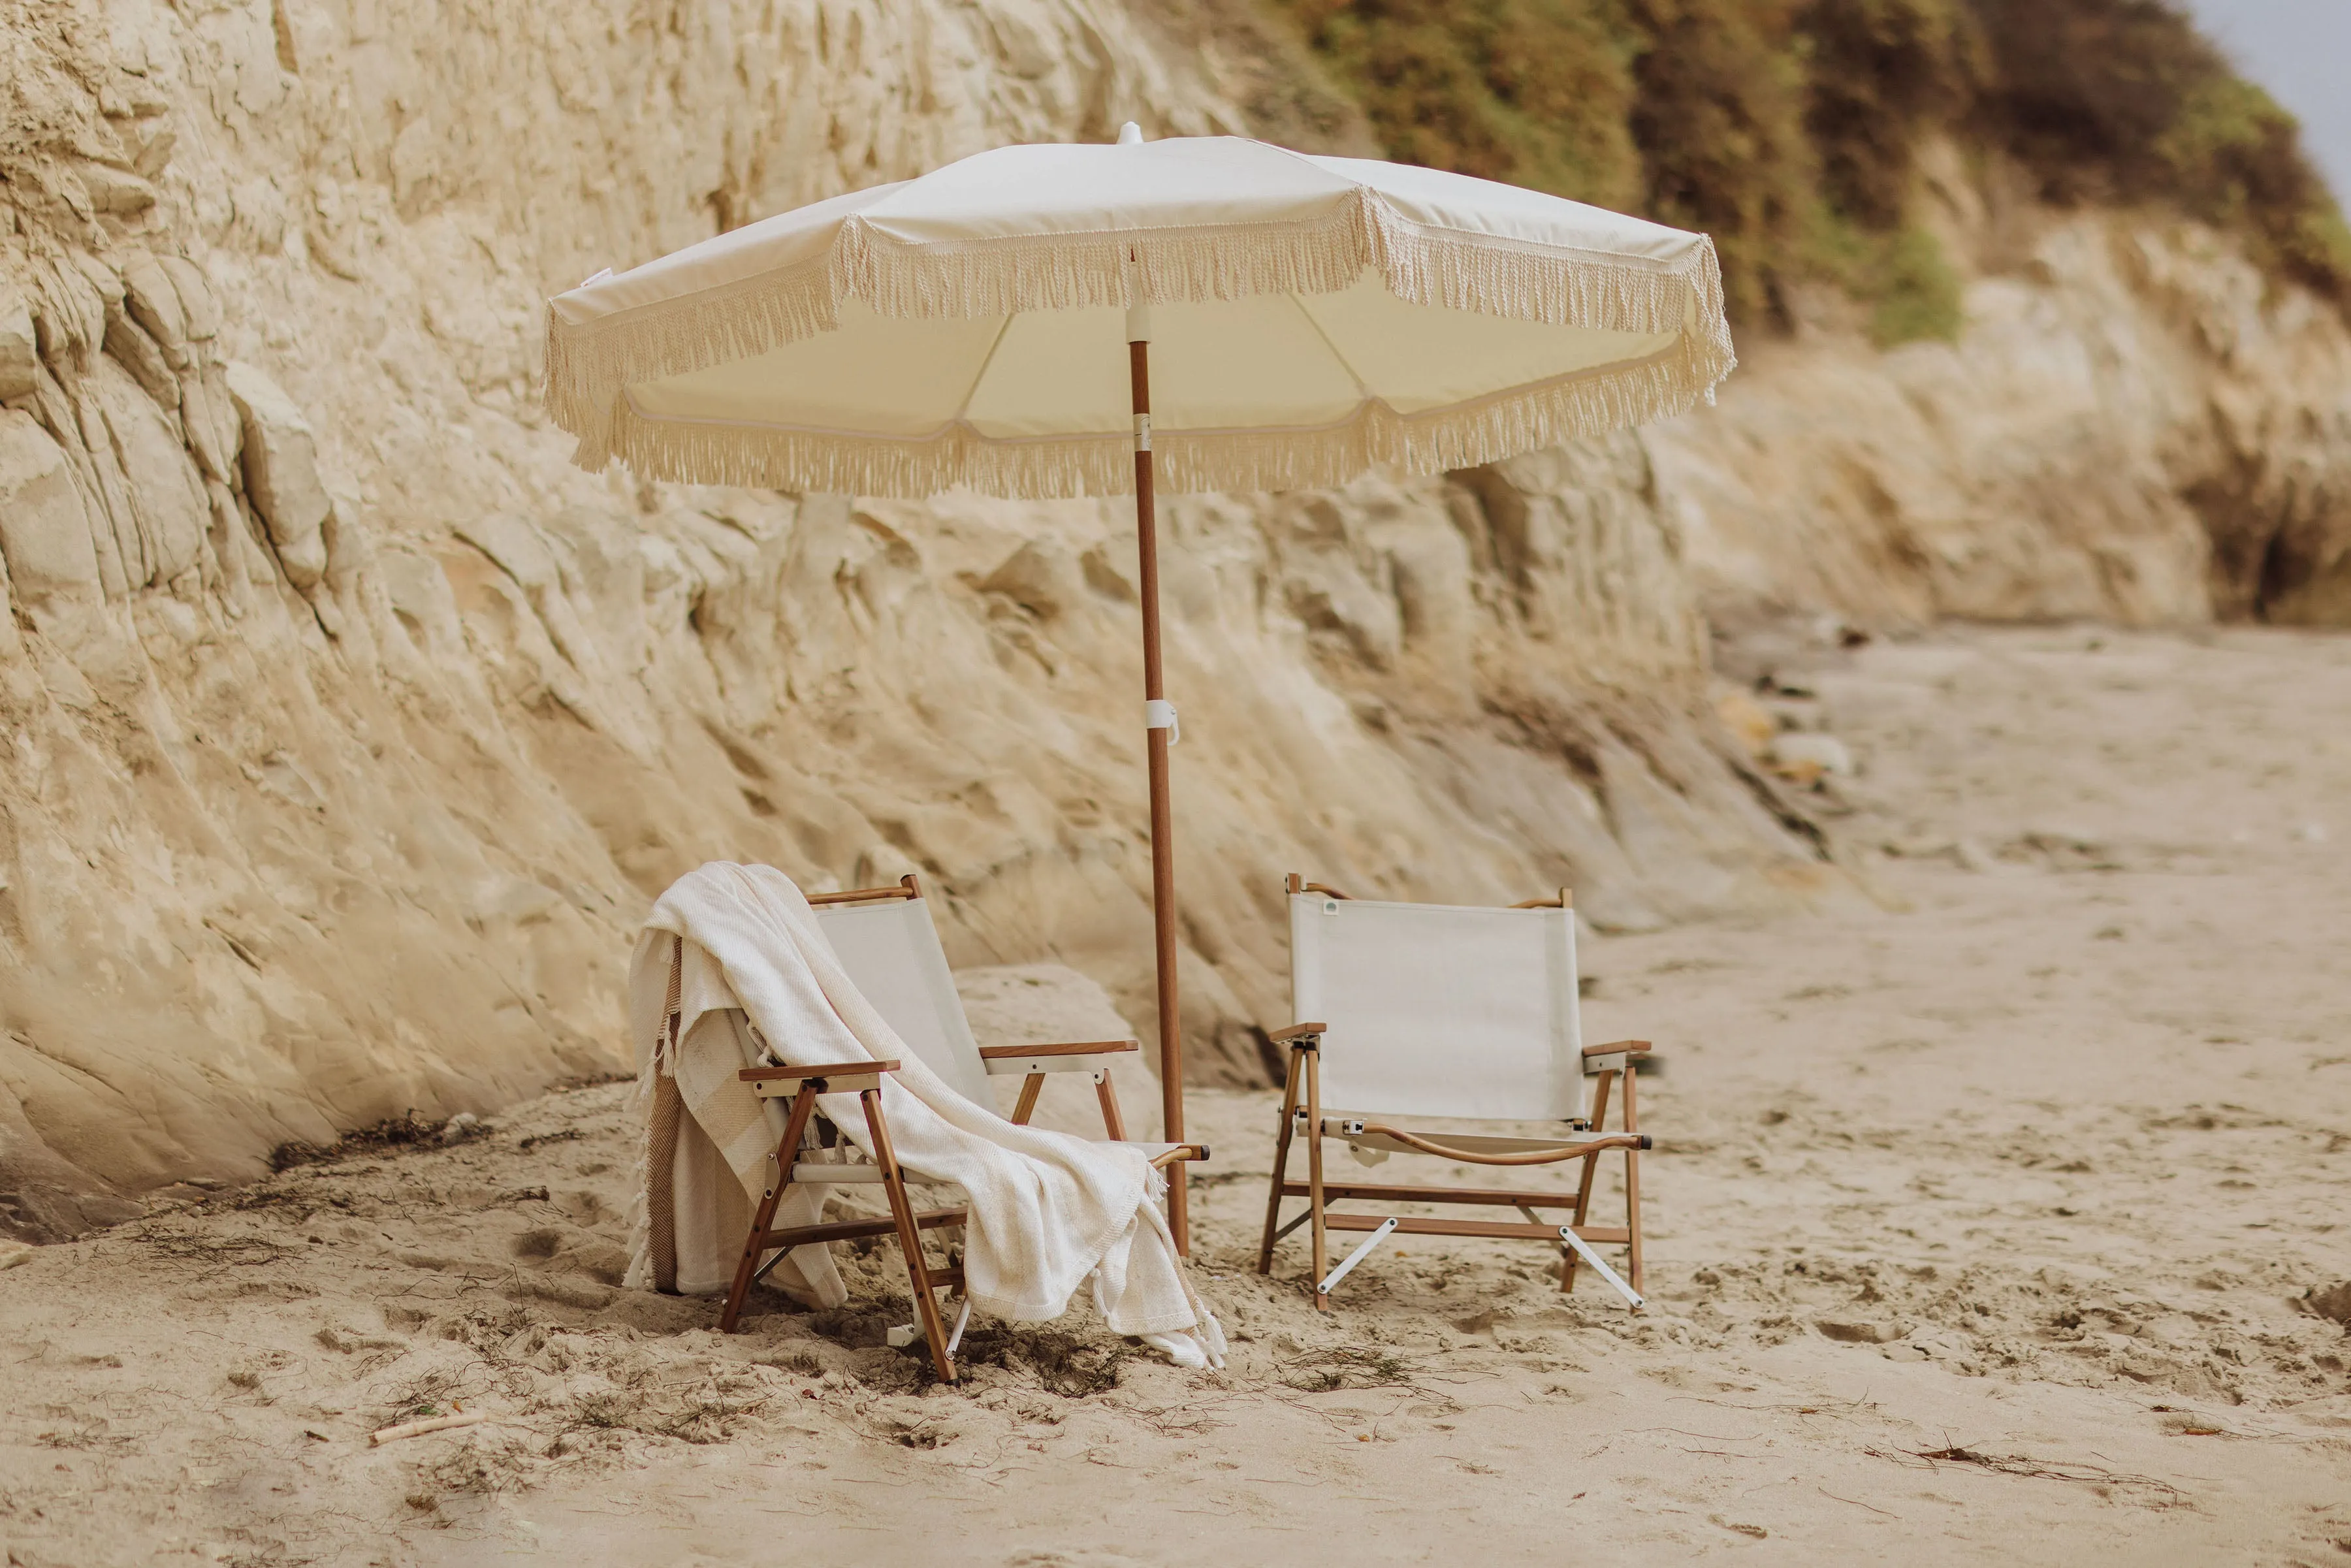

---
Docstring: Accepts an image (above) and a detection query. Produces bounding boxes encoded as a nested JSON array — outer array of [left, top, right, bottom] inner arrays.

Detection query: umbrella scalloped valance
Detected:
[[543, 138, 1736, 500]]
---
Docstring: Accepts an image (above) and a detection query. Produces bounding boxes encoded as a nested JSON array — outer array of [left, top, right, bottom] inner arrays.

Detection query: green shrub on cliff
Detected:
[[1967, 0, 2351, 308], [1278, 1, 1647, 209], [1271, 0, 2349, 332]]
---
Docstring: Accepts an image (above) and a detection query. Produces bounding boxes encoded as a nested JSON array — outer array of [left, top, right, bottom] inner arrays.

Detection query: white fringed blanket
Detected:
[[621, 862, 1223, 1367]]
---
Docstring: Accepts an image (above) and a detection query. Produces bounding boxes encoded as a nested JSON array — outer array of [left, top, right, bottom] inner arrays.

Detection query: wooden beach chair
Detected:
[[712, 876, 1204, 1381], [1257, 874, 1654, 1311]]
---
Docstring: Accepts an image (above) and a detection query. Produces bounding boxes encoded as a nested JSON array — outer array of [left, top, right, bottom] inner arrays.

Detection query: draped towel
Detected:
[[621, 861, 1224, 1366]]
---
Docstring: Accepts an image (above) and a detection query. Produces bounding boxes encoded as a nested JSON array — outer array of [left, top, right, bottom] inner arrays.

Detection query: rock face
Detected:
[[0, 0, 2346, 1238], [1655, 158, 2351, 630], [222, 361, 329, 588], [0, 411, 105, 602]]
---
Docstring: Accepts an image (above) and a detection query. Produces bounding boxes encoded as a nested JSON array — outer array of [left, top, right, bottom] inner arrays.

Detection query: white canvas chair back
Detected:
[[810, 897, 993, 1106], [1289, 891, 1586, 1123]]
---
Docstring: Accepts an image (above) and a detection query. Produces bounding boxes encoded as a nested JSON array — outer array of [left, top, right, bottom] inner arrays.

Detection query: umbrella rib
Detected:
[[953, 314, 1019, 424], [1286, 291, 1371, 402]]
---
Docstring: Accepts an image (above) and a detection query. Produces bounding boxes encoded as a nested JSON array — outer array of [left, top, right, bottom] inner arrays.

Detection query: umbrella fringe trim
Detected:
[[545, 188, 1735, 460], [573, 327, 1731, 500], [544, 250, 844, 448]]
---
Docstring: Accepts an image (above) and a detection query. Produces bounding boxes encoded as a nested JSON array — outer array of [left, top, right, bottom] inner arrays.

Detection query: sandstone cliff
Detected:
[[1659, 145, 2351, 630], [1, 0, 2344, 1239]]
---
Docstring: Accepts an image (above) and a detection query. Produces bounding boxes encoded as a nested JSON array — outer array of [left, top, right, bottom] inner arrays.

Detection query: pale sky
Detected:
[[2177, 0, 2351, 203]]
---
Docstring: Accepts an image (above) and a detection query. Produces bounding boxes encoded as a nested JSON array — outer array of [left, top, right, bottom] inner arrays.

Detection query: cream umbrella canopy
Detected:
[[545, 123, 1736, 1251]]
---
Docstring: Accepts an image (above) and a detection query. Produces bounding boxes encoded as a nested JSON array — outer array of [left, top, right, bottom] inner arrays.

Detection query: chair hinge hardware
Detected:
[[1319, 1217, 1399, 1294]]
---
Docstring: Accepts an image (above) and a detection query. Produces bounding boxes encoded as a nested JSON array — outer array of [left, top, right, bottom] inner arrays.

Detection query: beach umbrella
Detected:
[[543, 124, 1736, 1251]]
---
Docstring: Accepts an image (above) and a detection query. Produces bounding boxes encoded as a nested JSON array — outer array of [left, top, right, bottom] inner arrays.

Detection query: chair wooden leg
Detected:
[[863, 1087, 957, 1384], [1620, 1063, 1644, 1296], [720, 1088, 818, 1334], [647, 1072, 685, 1296], [1093, 1070, 1128, 1141], [1304, 1046, 1329, 1311], [1563, 1069, 1615, 1294], [1011, 1073, 1046, 1126], [1256, 1045, 1305, 1275]]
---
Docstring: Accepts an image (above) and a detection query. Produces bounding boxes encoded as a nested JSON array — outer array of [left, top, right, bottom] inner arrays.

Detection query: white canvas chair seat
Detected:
[[1259, 876, 1654, 1309], [1292, 888, 1587, 1122], [806, 876, 1176, 1140], [806, 881, 995, 1105]]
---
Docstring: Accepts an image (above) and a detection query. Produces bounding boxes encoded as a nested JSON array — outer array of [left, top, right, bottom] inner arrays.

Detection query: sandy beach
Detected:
[[4, 622, 2348, 1566]]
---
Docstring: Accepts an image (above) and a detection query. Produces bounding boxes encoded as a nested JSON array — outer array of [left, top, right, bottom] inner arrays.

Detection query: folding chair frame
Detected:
[[717, 1058, 969, 1381], [1256, 876, 1654, 1311]]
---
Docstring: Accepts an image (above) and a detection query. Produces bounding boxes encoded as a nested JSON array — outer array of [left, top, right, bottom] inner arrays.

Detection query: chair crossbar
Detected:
[[1319, 1212, 1633, 1244], [758, 1207, 965, 1250], [1282, 1179, 1584, 1209], [790, 1161, 886, 1184], [1324, 1213, 1561, 1241]]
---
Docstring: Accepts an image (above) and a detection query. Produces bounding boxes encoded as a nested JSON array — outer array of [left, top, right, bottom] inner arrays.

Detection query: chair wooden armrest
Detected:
[[977, 1040, 1137, 1077], [1268, 1021, 1328, 1045], [980, 1042, 1141, 1132], [1149, 1143, 1210, 1168], [737, 1059, 900, 1096], [1582, 1039, 1650, 1057], [976, 1040, 1138, 1061]]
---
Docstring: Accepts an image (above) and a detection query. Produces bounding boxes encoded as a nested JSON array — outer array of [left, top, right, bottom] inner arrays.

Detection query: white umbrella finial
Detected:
[[1117, 121, 1144, 146]]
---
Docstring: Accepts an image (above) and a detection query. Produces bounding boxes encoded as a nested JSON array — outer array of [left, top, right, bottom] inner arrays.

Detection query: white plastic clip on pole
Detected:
[[1559, 1226, 1644, 1309], [1144, 699, 1179, 746], [1319, 1217, 1399, 1295]]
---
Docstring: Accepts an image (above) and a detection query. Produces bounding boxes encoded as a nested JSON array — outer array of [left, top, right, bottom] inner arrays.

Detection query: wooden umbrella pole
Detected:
[[1128, 324, 1189, 1253]]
